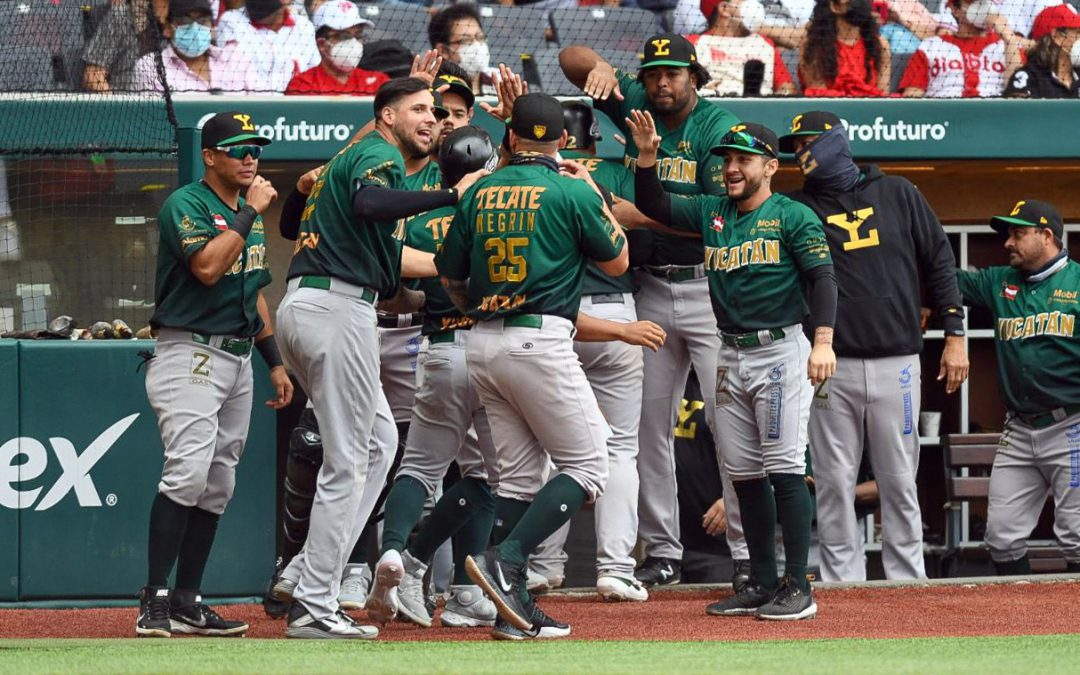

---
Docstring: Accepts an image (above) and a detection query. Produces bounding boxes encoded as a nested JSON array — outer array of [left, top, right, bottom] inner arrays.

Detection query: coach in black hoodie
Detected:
[[781, 111, 969, 583]]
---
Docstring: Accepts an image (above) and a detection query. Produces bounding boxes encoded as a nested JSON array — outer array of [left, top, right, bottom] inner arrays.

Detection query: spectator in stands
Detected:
[[688, 0, 796, 95], [285, 0, 389, 95], [216, 0, 320, 93], [874, 0, 940, 54], [428, 3, 495, 94], [898, 0, 1022, 97], [799, 0, 891, 95], [83, 0, 168, 92], [131, 0, 259, 94], [676, 0, 813, 49], [1005, 3, 1080, 98]]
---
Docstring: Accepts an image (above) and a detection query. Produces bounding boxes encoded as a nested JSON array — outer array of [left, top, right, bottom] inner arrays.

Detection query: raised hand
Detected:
[[246, 176, 278, 214], [583, 60, 622, 101], [410, 49, 443, 86], [296, 165, 323, 195], [479, 63, 527, 120], [625, 110, 661, 160]]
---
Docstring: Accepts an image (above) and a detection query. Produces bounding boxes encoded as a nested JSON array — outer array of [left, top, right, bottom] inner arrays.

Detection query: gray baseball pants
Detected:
[[378, 322, 423, 424]]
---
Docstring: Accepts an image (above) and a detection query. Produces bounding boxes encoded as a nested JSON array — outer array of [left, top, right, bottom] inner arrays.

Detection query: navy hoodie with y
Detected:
[[787, 166, 963, 358]]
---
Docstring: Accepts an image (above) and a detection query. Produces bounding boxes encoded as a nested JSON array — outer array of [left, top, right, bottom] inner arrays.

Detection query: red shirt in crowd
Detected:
[[285, 64, 389, 95], [801, 38, 884, 97], [898, 33, 1009, 97]]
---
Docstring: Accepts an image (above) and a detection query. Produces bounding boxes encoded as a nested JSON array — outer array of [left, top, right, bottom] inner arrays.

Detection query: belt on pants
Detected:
[[645, 264, 705, 283], [503, 314, 543, 329], [585, 293, 625, 304], [191, 332, 253, 356], [428, 329, 463, 344], [1012, 403, 1080, 429], [296, 275, 377, 305], [720, 327, 786, 349], [378, 312, 423, 329]]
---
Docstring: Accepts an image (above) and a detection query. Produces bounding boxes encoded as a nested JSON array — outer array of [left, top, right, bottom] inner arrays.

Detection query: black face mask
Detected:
[[509, 152, 559, 173], [798, 127, 861, 194]]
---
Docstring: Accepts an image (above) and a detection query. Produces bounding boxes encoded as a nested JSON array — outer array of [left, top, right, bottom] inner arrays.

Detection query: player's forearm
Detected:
[[573, 311, 628, 342], [633, 163, 673, 227], [805, 264, 838, 331], [442, 277, 469, 313], [254, 293, 274, 341], [377, 286, 425, 314], [279, 189, 306, 241], [401, 246, 437, 279], [559, 46, 607, 90], [352, 182, 457, 222], [188, 230, 246, 286]]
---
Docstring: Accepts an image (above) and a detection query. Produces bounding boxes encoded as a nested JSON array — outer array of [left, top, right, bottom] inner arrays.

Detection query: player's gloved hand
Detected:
[[625, 110, 661, 166], [409, 49, 444, 86], [266, 366, 293, 410], [703, 498, 727, 537], [617, 320, 666, 352], [246, 176, 278, 214], [938, 334, 969, 394], [453, 169, 490, 197], [583, 60, 622, 101], [297, 165, 324, 195], [807, 342, 836, 385]]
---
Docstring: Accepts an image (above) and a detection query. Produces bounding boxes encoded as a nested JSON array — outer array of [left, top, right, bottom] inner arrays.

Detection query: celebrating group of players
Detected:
[[134, 28, 1080, 641]]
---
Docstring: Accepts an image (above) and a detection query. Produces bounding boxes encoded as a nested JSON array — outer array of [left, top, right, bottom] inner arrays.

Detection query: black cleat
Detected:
[[491, 602, 571, 640], [263, 556, 291, 619], [136, 586, 172, 638], [755, 575, 817, 621], [731, 558, 751, 594], [465, 548, 532, 632], [170, 590, 248, 636], [633, 556, 681, 588], [706, 582, 773, 616]]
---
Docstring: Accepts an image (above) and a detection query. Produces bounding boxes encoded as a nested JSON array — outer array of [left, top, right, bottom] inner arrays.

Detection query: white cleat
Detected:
[[338, 563, 372, 611], [396, 550, 432, 628], [597, 574, 649, 602], [440, 584, 497, 627], [365, 549, 404, 624]]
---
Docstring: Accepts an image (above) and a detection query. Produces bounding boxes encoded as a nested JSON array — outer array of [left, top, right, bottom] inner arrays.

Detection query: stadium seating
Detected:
[[0, 45, 56, 92], [476, 5, 553, 75], [355, 3, 433, 57]]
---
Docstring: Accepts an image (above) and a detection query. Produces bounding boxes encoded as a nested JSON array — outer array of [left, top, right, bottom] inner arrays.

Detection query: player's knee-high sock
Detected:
[[380, 476, 428, 555], [498, 474, 586, 568], [410, 477, 493, 565], [147, 492, 191, 587], [452, 503, 496, 585], [994, 555, 1031, 575], [174, 506, 220, 592], [769, 473, 813, 592], [346, 518, 373, 565], [732, 477, 779, 592], [491, 496, 531, 546]]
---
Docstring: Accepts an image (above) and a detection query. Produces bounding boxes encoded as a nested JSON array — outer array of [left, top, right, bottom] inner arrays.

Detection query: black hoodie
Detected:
[[787, 166, 963, 358]]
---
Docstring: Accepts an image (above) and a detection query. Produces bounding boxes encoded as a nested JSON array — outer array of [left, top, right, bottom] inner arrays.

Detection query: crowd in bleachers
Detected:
[[0, 0, 1077, 96]]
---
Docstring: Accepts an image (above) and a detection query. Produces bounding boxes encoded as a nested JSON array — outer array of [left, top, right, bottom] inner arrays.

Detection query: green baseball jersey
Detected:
[[404, 204, 474, 335], [151, 180, 270, 336], [563, 150, 635, 296], [595, 71, 739, 266], [956, 260, 1080, 414], [287, 131, 406, 296], [403, 158, 443, 192], [435, 162, 625, 323], [667, 192, 831, 332]]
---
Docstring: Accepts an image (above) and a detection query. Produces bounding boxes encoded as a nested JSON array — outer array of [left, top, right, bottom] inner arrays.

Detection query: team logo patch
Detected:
[[179, 215, 196, 232], [212, 213, 228, 231], [533, 125, 546, 140], [710, 216, 725, 232], [1001, 283, 1019, 300]]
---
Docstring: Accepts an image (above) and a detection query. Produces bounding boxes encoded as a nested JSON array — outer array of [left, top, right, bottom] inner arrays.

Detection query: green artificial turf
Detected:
[[1, 634, 1079, 674]]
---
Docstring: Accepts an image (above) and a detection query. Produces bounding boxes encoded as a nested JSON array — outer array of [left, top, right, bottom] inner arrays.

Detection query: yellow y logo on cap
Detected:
[[233, 114, 255, 131], [651, 38, 671, 56], [791, 115, 803, 133], [533, 125, 546, 139], [730, 124, 746, 133], [1010, 201, 1026, 216]]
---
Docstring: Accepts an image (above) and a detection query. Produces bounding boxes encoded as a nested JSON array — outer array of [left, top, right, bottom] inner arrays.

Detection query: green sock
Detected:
[[410, 478, 492, 564], [733, 477, 779, 592], [452, 486, 496, 585], [379, 476, 428, 556], [498, 474, 586, 568], [491, 496, 531, 546], [770, 473, 813, 591], [994, 556, 1031, 575]]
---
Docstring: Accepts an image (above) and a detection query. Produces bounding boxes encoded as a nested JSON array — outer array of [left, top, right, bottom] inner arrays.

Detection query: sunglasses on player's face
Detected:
[[718, 130, 776, 158], [216, 145, 263, 160]]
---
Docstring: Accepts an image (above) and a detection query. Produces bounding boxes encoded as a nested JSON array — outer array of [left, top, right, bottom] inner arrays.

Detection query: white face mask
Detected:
[[328, 38, 364, 72], [965, 0, 994, 29], [737, 0, 766, 34], [1071, 39, 1080, 69], [456, 41, 490, 77]]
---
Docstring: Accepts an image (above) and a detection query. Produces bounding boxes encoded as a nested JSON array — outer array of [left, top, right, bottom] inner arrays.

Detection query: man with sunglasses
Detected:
[[629, 113, 837, 621], [285, 0, 388, 95], [561, 33, 749, 593], [137, 111, 293, 637]]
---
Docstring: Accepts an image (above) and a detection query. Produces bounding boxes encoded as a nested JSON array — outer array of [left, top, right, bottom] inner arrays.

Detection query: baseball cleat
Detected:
[[365, 549, 404, 624], [396, 550, 432, 628], [136, 586, 172, 638], [441, 584, 497, 628], [169, 590, 248, 637], [466, 548, 533, 632], [596, 574, 648, 602], [338, 563, 372, 611], [286, 602, 379, 639], [271, 575, 298, 604], [706, 582, 773, 616], [731, 559, 751, 594], [633, 556, 681, 588], [755, 575, 817, 621], [263, 557, 291, 618], [491, 603, 570, 641]]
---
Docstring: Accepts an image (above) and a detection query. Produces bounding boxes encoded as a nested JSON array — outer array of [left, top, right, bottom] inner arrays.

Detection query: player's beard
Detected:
[[395, 120, 434, 160], [729, 173, 764, 203]]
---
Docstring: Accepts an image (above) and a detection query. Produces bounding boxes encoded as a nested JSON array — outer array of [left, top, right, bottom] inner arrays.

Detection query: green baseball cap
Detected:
[[990, 199, 1063, 238]]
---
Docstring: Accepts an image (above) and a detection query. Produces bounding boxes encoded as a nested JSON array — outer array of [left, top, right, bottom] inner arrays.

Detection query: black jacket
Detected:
[[787, 166, 962, 358]]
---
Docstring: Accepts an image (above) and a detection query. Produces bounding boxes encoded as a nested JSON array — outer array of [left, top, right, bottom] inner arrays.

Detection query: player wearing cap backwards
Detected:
[[956, 199, 1080, 576], [274, 78, 488, 639], [629, 112, 837, 621], [560, 32, 750, 592], [437, 93, 629, 638], [780, 110, 968, 582], [137, 110, 292, 637]]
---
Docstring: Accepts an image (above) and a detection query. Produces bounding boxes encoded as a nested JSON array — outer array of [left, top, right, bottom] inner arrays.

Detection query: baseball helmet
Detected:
[[438, 125, 498, 187], [561, 100, 601, 151]]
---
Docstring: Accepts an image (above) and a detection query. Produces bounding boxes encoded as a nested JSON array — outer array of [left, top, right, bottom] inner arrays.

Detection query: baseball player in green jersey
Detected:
[[955, 199, 1080, 575], [137, 111, 293, 638], [437, 93, 628, 637], [275, 77, 487, 639], [629, 112, 837, 621], [560, 33, 750, 589]]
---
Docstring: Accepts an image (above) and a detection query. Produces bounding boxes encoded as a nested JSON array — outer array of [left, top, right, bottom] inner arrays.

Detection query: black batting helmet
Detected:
[[438, 125, 498, 187], [561, 100, 601, 151]]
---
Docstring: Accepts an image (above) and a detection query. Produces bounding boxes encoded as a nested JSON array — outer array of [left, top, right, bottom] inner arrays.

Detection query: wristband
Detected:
[[448, 187, 459, 203], [255, 335, 283, 369], [228, 205, 258, 239]]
